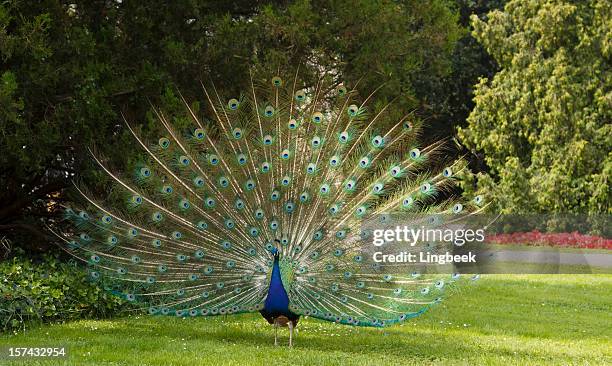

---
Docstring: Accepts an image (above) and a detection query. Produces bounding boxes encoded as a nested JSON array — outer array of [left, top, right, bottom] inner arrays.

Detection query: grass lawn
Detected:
[[1, 274, 611, 365]]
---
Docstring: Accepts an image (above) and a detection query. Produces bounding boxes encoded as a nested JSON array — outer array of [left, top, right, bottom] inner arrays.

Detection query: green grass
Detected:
[[1, 274, 611, 365]]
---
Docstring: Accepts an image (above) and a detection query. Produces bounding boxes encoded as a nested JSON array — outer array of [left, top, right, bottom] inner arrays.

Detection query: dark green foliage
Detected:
[[0, 0, 465, 249], [0, 253, 130, 333], [427, 0, 505, 145]]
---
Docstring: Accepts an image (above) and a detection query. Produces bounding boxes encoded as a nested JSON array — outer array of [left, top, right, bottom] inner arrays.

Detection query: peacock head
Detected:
[[269, 239, 281, 258]]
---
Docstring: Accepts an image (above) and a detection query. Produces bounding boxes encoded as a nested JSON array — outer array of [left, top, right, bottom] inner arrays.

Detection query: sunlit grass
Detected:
[[1, 274, 611, 365]]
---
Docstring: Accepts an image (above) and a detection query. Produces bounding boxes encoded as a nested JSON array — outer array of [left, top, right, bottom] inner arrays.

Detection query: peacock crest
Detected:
[[58, 69, 485, 331]]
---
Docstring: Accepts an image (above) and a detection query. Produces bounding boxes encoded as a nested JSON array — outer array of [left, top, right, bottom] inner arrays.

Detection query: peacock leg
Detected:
[[288, 321, 294, 347], [274, 320, 278, 346]]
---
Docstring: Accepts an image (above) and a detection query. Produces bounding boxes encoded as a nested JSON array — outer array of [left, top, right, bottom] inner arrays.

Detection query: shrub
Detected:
[[1, 254, 131, 333]]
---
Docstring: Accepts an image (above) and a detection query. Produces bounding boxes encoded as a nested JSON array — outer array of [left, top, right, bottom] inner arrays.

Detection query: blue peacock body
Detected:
[[58, 70, 484, 343]]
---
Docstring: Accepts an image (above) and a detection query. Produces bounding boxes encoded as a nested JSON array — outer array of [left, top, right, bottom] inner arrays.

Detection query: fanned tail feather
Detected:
[[58, 69, 485, 325]]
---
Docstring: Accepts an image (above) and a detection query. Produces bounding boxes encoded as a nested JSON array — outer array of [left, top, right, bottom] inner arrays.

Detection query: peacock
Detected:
[[56, 69, 485, 346]]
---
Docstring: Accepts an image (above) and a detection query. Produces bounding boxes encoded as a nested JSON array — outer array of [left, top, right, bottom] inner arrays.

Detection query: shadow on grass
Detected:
[[94, 315, 565, 362]]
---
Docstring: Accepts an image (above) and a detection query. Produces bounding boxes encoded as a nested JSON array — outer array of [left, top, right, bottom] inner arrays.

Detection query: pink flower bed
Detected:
[[488, 230, 612, 250]]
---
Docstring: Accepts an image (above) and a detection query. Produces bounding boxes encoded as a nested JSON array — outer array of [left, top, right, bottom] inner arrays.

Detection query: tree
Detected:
[[0, 0, 462, 251], [458, 0, 611, 214], [425, 0, 505, 147]]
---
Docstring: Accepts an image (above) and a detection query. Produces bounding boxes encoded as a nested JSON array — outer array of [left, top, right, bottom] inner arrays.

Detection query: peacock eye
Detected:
[[264, 105, 274, 117], [312, 112, 323, 124], [337, 85, 347, 96], [236, 153, 247, 165], [209, 154, 219, 165], [140, 167, 151, 177], [474, 195, 483, 205], [421, 182, 431, 193], [443, 167, 453, 177], [159, 137, 170, 149], [311, 136, 322, 148], [284, 202, 294, 213], [228, 98, 240, 110], [306, 163, 316, 174], [152, 212, 163, 221], [338, 131, 349, 143], [193, 176, 204, 187], [347, 104, 359, 117], [254, 209, 264, 219], [371, 135, 384, 148], [453, 203, 463, 213], [281, 176, 291, 186], [245, 179, 255, 190], [218, 176, 229, 187], [270, 220, 279, 230], [261, 162, 270, 173], [179, 198, 190, 209], [234, 199, 245, 210], [271, 76, 283, 87], [232, 128, 243, 139], [194, 128, 206, 140], [271, 190, 280, 201], [263, 135, 273, 145], [403, 196, 413, 207], [288, 119, 297, 129], [359, 157, 370, 168], [300, 192, 310, 202], [281, 149, 290, 159], [295, 90, 306, 102], [344, 179, 355, 190], [409, 148, 420, 159], [180, 156, 190, 166]]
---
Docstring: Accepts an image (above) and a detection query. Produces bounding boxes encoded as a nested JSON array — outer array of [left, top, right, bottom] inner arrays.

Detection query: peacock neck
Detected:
[[263, 255, 291, 315]]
